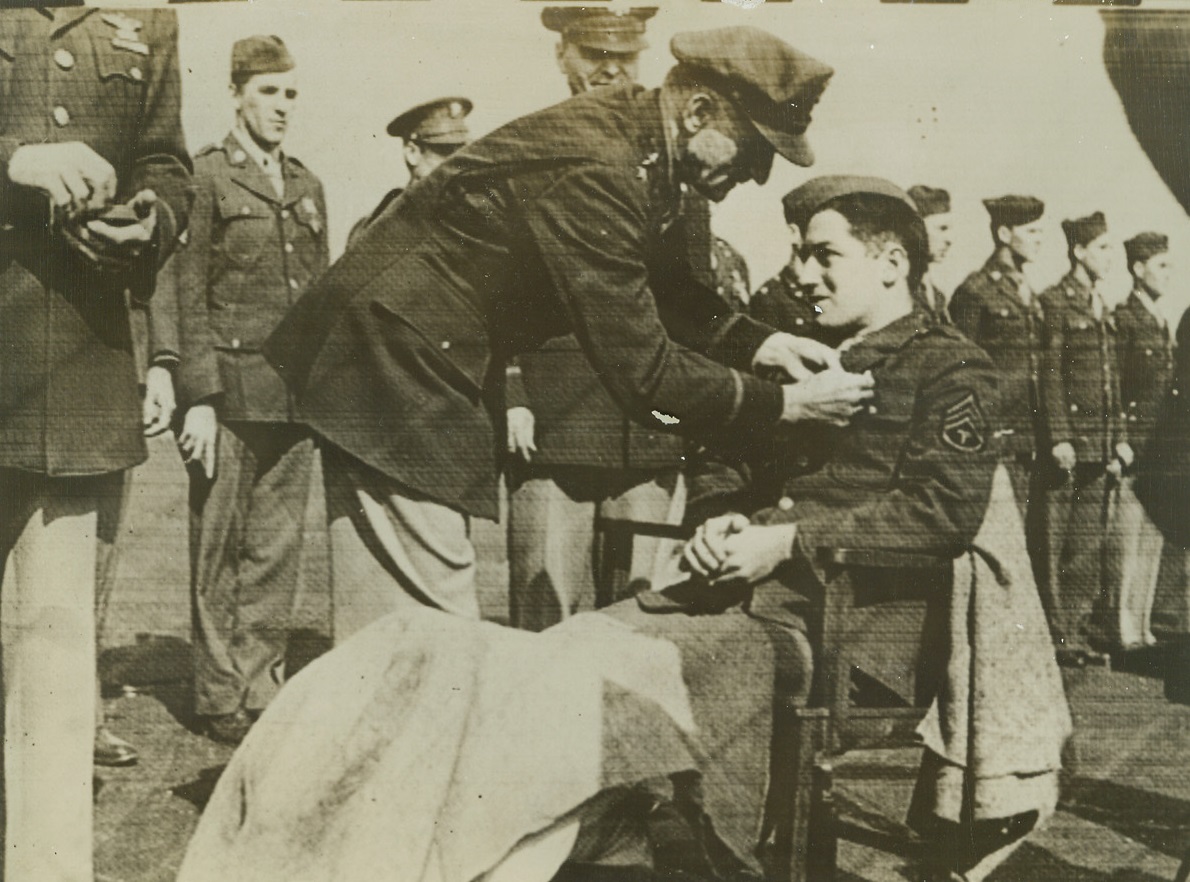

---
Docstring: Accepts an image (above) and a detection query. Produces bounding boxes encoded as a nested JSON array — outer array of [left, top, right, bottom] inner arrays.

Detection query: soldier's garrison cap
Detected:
[[541, 6, 657, 53], [386, 97, 473, 145], [670, 27, 833, 168], [907, 185, 950, 218], [231, 35, 294, 85], [1124, 231, 1169, 266], [782, 175, 918, 230], [1062, 211, 1108, 249], [982, 195, 1045, 229]]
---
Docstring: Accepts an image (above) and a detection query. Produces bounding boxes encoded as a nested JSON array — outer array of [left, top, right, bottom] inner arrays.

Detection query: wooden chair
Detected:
[[595, 517, 954, 882]]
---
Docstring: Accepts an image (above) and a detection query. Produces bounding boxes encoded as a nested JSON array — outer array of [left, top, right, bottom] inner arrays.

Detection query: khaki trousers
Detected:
[[323, 447, 478, 644], [0, 469, 109, 882]]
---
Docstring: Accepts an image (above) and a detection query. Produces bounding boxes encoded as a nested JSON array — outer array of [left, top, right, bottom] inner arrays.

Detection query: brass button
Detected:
[[867, 404, 878, 414], [232, 150, 247, 164], [52, 106, 70, 127], [280, 209, 290, 220], [999, 308, 1010, 317], [1145, 348, 1154, 356], [1078, 321, 1088, 330], [777, 496, 794, 512], [1070, 403, 1079, 413], [53, 48, 74, 70], [440, 340, 451, 351], [129, 66, 143, 82], [288, 278, 299, 290], [231, 338, 242, 350], [284, 242, 294, 254], [240, 206, 251, 216], [795, 318, 805, 326]]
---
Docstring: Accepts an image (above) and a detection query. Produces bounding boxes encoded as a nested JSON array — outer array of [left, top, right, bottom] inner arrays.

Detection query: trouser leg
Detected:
[[235, 426, 315, 711], [1056, 464, 1111, 651], [0, 470, 102, 882], [508, 474, 596, 632], [1111, 476, 1165, 647], [94, 469, 131, 727], [324, 447, 478, 644]]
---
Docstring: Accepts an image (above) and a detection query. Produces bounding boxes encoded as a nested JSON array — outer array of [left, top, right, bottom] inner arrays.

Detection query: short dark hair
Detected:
[[819, 192, 929, 291]]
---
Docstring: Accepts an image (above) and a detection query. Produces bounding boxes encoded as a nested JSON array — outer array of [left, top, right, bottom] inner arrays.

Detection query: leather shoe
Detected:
[[94, 726, 139, 767], [202, 708, 253, 745]]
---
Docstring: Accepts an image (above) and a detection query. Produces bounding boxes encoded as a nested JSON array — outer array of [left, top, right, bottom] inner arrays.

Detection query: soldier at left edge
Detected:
[[0, 7, 191, 882]]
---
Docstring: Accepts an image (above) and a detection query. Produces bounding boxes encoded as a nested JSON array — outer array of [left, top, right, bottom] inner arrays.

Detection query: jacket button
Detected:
[[231, 338, 242, 350], [999, 308, 1010, 317], [53, 48, 74, 70], [1174, 388, 1181, 397], [795, 318, 805, 326], [289, 278, 299, 291], [284, 242, 294, 254], [1078, 321, 1088, 330], [777, 496, 794, 512], [1146, 348, 1154, 356], [280, 209, 290, 220], [1070, 403, 1079, 413], [240, 205, 251, 216], [129, 66, 143, 82], [52, 105, 70, 127], [440, 340, 451, 351], [867, 404, 878, 414]]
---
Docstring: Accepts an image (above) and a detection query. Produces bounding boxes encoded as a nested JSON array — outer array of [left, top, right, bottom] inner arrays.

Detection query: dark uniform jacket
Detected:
[[0, 8, 190, 476], [1114, 289, 1174, 457], [949, 252, 1041, 458], [750, 265, 821, 339], [169, 135, 328, 422], [346, 186, 403, 250], [687, 312, 999, 700], [502, 190, 716, 472], [265, 84, 781, 520], [1136, 307, 1190, 544], [1037, 272, 1126, 463]]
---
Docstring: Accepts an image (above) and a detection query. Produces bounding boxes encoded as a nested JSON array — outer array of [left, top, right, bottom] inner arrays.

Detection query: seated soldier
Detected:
[[178, 177, 1066, 882]]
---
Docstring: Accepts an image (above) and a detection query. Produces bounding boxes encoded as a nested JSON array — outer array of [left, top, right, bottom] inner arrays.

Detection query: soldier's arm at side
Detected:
[[524, 164, 783, 439], [1037, 294, 1073, 455], [172, 173, 222, 410], [947, 280, 982, 340]]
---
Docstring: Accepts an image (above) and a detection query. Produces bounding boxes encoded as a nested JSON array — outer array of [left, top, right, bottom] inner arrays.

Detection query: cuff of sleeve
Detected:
[[708, 314, 775, 371], [729, 372, 783, 430]]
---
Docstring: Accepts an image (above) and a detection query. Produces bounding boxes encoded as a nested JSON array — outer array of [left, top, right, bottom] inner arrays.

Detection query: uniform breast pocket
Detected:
[[94, 44, 148, 120], [214, 198, 274, 270], [983, 307, 1024, 346]]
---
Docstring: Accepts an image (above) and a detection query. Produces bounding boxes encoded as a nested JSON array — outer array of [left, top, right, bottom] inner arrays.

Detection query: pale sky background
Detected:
[[169, 0, 1190, 321]]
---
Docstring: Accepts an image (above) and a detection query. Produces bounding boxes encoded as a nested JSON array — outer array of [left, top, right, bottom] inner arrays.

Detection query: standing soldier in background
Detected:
[[949, 196, 1047, 521], [348, 97, 473, 247], [0, 8, 190, 880], [505, 6, 735, 629], [1112, 232, 1175, 649], [1037, 212, 1131, 666], [907, 184, 953, 323], [172, 36, 329, 744]]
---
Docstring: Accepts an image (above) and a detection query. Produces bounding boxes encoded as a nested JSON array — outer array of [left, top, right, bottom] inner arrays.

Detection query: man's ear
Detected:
[[403, 141, 422, 171], [994, 224, 1012, 247], [681, 92, 717, 136], [881, 242, 910, 286], [554, 40, 568, 75]]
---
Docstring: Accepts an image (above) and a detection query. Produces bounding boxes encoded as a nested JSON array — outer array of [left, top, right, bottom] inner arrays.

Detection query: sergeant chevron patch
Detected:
[[941, 391, 985, 452]]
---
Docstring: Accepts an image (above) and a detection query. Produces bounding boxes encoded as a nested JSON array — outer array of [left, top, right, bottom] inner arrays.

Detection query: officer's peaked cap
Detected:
[[386, 97, 474, 145], [542, 6, 657, 53], [670, 27, 833, 168]]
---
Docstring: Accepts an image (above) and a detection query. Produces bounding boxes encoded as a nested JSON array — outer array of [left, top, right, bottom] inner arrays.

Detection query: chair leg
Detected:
[[781, 706, 830, 882]]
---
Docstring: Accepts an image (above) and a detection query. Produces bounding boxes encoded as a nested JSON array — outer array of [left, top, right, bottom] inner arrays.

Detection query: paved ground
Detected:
[[92, 437, 1190, 881]]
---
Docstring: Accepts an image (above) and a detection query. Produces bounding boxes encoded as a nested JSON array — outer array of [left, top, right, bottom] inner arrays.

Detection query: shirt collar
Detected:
[[231, 126, 283, 172], [1131, 285, 1165, 322]]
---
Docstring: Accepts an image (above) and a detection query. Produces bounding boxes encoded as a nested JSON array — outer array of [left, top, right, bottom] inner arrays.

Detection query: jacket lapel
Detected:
[[224, 134, 282, 206]]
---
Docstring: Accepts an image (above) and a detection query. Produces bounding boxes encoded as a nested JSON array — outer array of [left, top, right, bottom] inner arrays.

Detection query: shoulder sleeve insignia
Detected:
[[941, 390, 986, 453]]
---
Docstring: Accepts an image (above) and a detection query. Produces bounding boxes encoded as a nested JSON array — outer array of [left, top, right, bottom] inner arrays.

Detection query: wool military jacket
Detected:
[[1114, 289, 1174, 456], [167, 135, 328, 422], [1037, 272, 1126, 462], [0, 8, 190, 476], [265, 84, 782, 520], [685, 312, 998, 701], [501, 190, 718, 472], [948, 252, 1041, 458]]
